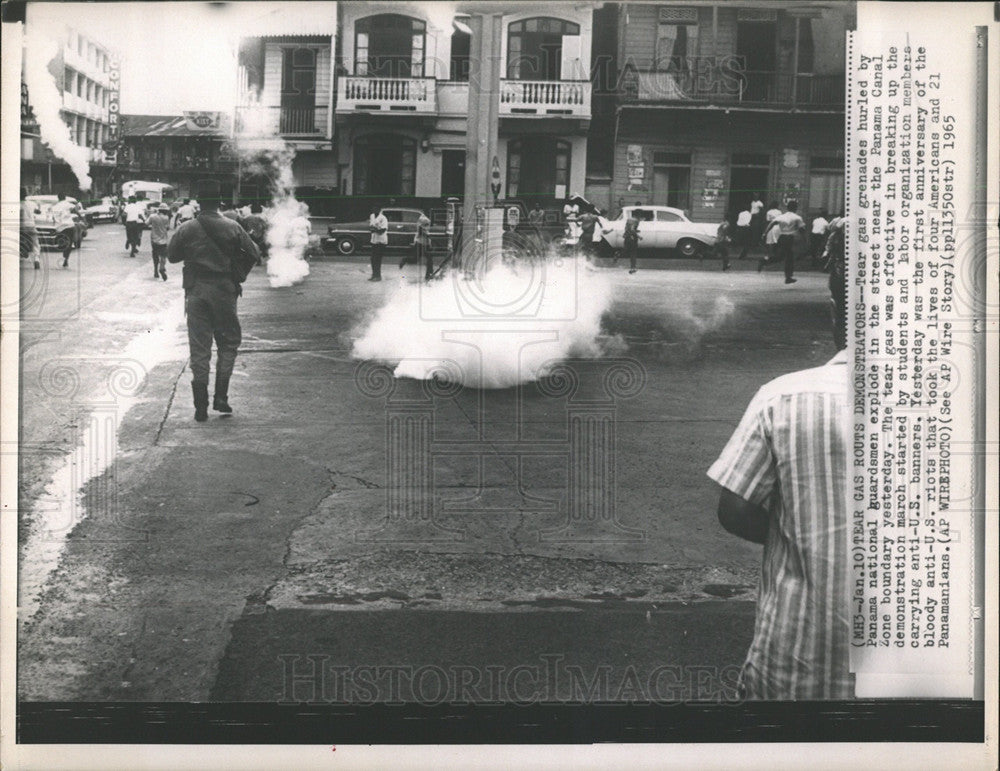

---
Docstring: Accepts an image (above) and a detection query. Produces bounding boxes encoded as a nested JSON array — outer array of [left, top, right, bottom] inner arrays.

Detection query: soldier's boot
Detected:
[[213, 376, 233, 415], [192, 381, 209, 422]]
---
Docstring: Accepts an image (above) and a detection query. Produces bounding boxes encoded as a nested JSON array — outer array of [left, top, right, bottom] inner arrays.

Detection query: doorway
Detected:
[[506, 137, 571, 207], [735, 20, 777, 101], [728, 166, 769, 217], [354, 135, 417, 197], [441, 150, 465, 198], [355, 15, 426, 78], [506, 18, 580, 80]]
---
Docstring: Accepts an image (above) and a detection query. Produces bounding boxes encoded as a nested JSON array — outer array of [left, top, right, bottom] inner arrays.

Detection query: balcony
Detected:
[[234, 105, 330, 138], [337, 76, 437, 114], [499, 80, 591, 118], [623, 70, 845, 109]]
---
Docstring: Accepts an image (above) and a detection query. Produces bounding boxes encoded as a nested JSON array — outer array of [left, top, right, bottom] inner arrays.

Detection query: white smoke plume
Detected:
[[23, 30, 92, 192], [351, 254, 616, 389], [245, 145, 312, 288]]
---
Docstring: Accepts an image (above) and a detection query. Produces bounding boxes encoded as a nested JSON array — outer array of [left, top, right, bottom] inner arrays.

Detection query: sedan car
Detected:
[[83, 197, 119, 224], [325, 207, 449, 256], [27, 195, 88, 250], [600, 205, 719, 258]]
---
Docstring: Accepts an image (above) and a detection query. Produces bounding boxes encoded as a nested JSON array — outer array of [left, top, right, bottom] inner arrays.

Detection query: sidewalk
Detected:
[[18, 259, 838, 703]]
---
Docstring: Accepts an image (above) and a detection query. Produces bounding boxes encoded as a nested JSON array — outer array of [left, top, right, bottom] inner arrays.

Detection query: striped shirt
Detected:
[[708, 350, 853, 699]]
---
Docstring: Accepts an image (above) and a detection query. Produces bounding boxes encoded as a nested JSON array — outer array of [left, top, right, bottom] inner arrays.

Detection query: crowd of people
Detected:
[[110, 195, 271, 279], [718, 194, 845, 283]]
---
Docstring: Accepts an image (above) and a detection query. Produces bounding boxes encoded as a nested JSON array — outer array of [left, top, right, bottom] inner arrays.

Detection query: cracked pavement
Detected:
[[16, 230, 840, 702]]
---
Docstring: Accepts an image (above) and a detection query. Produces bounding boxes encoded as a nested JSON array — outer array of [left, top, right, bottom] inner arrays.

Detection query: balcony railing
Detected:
[[337, 76, 436, 113], [623, 70, 845, 109], [499, 79, 591, 117], [234, 105, 330, 137]]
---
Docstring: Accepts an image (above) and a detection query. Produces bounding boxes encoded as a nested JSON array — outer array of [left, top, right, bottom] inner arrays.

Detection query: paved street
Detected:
[[16, 222, 837, 703]]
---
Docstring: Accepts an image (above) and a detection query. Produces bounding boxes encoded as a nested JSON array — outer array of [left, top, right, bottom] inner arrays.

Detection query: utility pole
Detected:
[[460, 11, 503, 271]]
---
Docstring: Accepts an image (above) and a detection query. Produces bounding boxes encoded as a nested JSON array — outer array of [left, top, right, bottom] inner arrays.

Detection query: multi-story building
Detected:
[[118, 114, 237, 200], [234, 6, 338, 213], [607, 1, 854, 220], [334, 2, 597, 215], [20, 26, 119, 199]]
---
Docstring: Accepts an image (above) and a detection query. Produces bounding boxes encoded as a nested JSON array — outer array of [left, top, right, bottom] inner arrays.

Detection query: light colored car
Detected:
[[600, 205, 719, 258], [27, 195, 88, 250]]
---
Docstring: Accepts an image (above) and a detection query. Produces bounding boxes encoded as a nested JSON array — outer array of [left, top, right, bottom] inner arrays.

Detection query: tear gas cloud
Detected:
[[351, 255, 616, 389], [23, 30, 93, 192], [241, 144, 312, 288]]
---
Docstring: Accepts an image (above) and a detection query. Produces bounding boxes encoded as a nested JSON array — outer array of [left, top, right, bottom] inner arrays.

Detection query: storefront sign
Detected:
[[106, 53, 121, 143], [783, 148, 800, 168], [21, 83, 37, 130], [184, 111, 223, 132]]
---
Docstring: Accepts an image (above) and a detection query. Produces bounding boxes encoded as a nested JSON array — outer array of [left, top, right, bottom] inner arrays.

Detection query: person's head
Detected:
[[57, 192, 66, 201], [786, 200, 799, 213], [194, 180, 222, 211], [251, 202, 263, 214], [371, 203, 381, 216], [769, 201, 780, 210]]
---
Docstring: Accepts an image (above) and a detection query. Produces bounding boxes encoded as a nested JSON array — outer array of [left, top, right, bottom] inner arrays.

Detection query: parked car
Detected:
[[600, 205, 719, 258], [325, 207, 450, 256], [83, 197, 119, 224], [27, 195, 88, 250]]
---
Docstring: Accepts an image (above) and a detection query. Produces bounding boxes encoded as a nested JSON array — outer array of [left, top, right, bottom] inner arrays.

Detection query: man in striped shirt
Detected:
[[707, 278, 853, 699]]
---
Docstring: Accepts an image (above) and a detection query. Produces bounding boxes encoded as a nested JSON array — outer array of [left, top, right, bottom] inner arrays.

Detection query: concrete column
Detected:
[[460, 12, 503, 268]]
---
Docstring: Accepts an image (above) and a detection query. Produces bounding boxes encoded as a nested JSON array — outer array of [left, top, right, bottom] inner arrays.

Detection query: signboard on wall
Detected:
[[106, 53, 121, 143], [783, 148, 800, 168], [626, 145, 645, 190], [184, 111, 223, 132], [702, 170, 724, 209]]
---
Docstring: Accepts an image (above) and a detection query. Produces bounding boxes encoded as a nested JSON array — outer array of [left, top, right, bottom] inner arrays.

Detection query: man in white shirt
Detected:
[[174, 199, 196, 227], [122, 197, 147, 257], [768, 200, 806, 284], [749, 192, 765, 244], [810, 213, 830, 265], [368, 205, 388, 281], [50, 193, 78, 268], [736, 205, 753, 261]]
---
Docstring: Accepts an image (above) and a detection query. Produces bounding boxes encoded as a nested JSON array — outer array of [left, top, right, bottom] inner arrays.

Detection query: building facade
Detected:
[[20, 26, 120, 199], [235, 6, 338, 214], [610, 1, 853, 221], [118, 114, 237, 200], [334, 2, 596, 217]]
